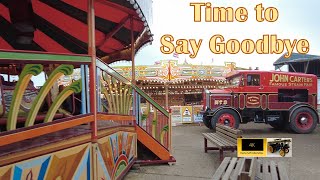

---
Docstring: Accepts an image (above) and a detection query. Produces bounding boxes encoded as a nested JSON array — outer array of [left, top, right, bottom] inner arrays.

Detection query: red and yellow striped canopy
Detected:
[[0, 0, 151, 63]]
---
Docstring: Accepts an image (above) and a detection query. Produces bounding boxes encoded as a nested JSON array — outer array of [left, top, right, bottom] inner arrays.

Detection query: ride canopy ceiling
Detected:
[[0, 0, 151, 63]]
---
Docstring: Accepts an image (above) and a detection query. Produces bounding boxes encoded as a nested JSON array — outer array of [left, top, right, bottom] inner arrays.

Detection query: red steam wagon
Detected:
[[203, 70, 318, 134]]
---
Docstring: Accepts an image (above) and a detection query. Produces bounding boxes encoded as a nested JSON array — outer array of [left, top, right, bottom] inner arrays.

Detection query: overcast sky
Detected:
[[113, 0, 320, 70], [28, 0, 319, 86]]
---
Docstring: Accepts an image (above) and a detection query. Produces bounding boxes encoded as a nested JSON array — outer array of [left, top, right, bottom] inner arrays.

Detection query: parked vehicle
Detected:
[[268, 139, 291, 157], [202, 70, 318, 134]]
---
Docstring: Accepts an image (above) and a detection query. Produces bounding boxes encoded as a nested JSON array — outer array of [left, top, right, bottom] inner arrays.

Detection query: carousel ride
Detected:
[[0, 1, 174, 179]]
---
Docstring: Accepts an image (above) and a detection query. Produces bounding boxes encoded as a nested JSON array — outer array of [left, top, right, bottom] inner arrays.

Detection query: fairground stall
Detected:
[[0, 1, 174, 179], [112, 61, 249, 106], [111, 60, 246, 125]]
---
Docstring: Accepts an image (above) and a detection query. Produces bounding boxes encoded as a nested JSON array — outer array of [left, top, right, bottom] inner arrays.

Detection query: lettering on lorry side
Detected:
[[214, 99, 228, 105], [269, 74, 313, 86], [247, 96, 260, 105]]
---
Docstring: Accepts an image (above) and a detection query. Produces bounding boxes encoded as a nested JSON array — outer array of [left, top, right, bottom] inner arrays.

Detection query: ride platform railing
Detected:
[[0, 50, 95, 146], [96, 59, 173, 161], [0, 51, 173, 165], [0, 51, 136, 144], [138, 98, 171, 149], [0, 51, 138, 175]]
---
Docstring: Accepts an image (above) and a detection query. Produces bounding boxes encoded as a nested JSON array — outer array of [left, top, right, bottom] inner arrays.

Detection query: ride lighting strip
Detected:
[[237, 138, 292, 157]]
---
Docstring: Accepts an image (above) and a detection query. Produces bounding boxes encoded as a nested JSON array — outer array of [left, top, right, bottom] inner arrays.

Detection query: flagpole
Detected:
[[165, 60, 171, 110]]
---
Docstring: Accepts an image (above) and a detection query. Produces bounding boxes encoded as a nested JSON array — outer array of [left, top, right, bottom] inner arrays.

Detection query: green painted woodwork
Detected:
[[160, 125, 169, 145], [96, 59, 169, 117], [25, 65, 74, 127], [101, 78, 132, 115], [44, 80, 82, 123], [7, 64, 43, 130], [0, 51, 91, 63], [133, 86, 169, 117]]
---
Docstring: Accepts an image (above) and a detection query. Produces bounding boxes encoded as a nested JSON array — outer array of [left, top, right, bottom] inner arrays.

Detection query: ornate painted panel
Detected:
[[0, 143, 91, 180], [96, 131, 137, 180], [0, 131, 137, 180]]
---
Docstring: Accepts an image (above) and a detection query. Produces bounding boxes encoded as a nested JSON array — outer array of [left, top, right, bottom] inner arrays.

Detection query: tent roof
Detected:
[[0, 0, 152, 64], [273, 53, 320, 66]]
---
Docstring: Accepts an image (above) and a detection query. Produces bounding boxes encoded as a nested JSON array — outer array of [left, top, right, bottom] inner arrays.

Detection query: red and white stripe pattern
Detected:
[[0, 0, 148, 63]]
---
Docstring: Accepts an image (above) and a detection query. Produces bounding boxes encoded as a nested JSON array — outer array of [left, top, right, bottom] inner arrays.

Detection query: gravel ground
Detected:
[[125, 123, 320, 180]]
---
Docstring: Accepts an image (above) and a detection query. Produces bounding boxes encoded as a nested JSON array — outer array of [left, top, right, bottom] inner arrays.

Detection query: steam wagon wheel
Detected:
[[268, 145, 275, 153], [203, 111, 213, 129], [284, 148, 289, 153], [284, 144, 290, 153], [289, 107, 318, 134], [203, 118, 213, 129], [211, 109, 240, 129], [279, 149, 286, 157]]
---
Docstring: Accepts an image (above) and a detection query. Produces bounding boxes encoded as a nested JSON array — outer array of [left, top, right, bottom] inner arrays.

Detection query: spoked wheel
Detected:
[[279, 149, 285, 157], [289, 107, 318, 134], [284, 148, 289, 153], [268, 145, 275, 153], [218, 113, 236, 127], [284, 144, 290, 153], [211, 109, 240, 129]]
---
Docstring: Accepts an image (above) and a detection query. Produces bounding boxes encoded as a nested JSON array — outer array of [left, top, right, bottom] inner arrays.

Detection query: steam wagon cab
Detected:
[[203, 70, 318, 134]]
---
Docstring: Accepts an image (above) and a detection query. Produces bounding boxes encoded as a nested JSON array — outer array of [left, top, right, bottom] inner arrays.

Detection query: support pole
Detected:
[[130, 16, 137, 119], [88, 0, 97, 140], [131, 16, 135, 85], [166, 60, 171, 110], [80, 65, 86, 114], [165, 82, 169, 110], [288, 63, 297, 72], [305, 61, 310, 74], [168, 108, 172, 153]]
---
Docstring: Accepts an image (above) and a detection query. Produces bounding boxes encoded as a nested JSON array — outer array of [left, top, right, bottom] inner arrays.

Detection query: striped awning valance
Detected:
[[0, 0, 152, 63]]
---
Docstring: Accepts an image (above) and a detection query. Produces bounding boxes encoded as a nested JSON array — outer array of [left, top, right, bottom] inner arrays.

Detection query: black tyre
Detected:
[[283, 144, 290, 153], [289, 107, 318, 134], [203, 117, 213, 129], [284, 144, 290, 149], [211, 109, 240, 129], [268, 145, 275, 153], [202, 111, 213, 129], [284, 148, 289, 153]]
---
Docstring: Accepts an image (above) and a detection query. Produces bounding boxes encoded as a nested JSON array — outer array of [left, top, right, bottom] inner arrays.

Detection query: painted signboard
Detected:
[[171, 106, 182, 126], [246, 94, 261, 108], [181, 106, 193, 123], [193, 105, 203, 123]]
